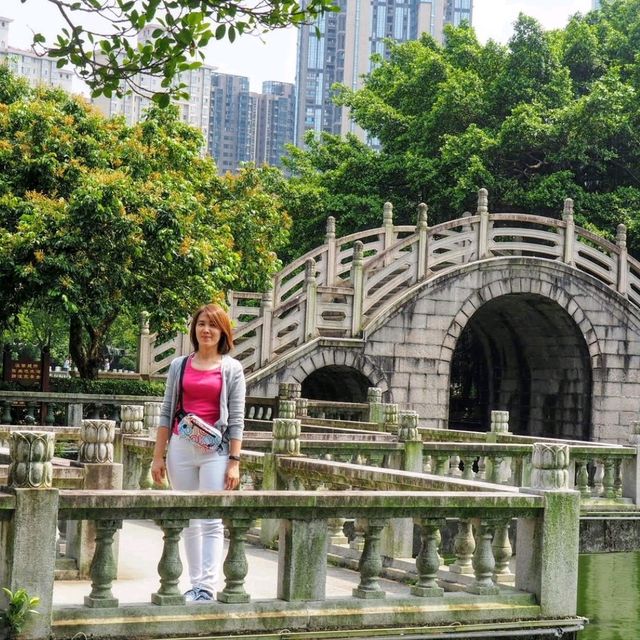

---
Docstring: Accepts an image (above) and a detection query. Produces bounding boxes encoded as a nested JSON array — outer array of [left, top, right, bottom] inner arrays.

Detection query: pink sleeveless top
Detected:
[[172, 356, 222, 435]]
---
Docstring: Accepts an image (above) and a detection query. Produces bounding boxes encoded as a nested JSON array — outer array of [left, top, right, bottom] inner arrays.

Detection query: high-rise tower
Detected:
[[294, 0, 472, 146]]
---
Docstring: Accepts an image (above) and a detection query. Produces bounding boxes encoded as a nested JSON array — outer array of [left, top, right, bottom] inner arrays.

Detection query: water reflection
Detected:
[[578, 552, 640, 639]]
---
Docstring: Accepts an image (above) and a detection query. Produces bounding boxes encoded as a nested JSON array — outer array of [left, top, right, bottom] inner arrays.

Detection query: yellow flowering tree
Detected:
[[0, 67, 290, 377]]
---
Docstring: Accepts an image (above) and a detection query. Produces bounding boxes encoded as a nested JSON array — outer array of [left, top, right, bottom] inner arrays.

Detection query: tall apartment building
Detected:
[[208, 75, 295, 174], [254, 81, 296, 168], [208, 73, 256, 174], [592, 0, 601, 8], [0, 17, 73, 92], [295, 0, 473, 145], [92, 25, 215, 141]]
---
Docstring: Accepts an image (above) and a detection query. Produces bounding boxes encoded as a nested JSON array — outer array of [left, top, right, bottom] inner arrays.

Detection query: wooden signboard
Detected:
[[2, 347, 50, 391]]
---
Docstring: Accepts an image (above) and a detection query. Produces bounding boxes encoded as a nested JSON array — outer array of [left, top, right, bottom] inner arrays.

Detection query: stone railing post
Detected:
[[261, 399, 301, 547], [477, 188, 490, 259], [381, 410, 421, 561], [490, 410, 509, 434], [115, 404, 144, 463], [367, 387, 384, 425], [68, 420, 123, 579], [279, 382, 301, 401], [295, 397, 308, 419], [325, 216, 337, 286], [1, 432, 58, 640], [617, 223, 628, 297], [137, 311, 152, 376], [383, 403, 399, 433], [516, 442, 580, 617], [351, 241, 365, 335], [623, 421, 640, 505], [562, 198, 575, 266], [416, 203, 429, 280], [272, 400, 301, 456], [304, 259, 318, 340], [383, 201, 394, 256], [143, 402, 162, 437], [259, 288, 274, 367], [278, 517, 328, 601]]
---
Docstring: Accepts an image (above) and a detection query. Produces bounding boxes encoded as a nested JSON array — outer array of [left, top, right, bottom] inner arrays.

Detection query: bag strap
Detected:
[[175, 356, 188, 417]]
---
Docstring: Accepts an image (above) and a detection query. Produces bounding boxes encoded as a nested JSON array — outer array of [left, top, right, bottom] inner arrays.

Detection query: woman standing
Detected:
[[151, 303, 245, 602]]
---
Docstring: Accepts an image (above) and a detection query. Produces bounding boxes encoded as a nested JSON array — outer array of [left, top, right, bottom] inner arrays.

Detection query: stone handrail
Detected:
[[2, 484, 587, 639], [0, 390, 162, 427], [141, 190, 634, 375]]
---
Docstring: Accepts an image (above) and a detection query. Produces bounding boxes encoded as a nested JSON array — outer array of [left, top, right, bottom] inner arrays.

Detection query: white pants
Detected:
[[167, 435, 227, 593]]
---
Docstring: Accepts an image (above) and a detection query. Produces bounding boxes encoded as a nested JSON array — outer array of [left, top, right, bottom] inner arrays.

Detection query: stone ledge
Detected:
[[52, 593, 551, 640]]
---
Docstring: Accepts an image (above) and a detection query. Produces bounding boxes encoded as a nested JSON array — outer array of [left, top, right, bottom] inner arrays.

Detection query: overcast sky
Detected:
[[2, 0, 593, 93]]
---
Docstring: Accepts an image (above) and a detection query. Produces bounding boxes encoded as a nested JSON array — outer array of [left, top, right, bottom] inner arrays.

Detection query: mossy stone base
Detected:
[[352, 587, 385, 599], [84, 595, 119, 608], [151, 593, 185, 606], [217, 591, 250, 604], [411, 585, 444, 597], [466, 584, 500, 596]]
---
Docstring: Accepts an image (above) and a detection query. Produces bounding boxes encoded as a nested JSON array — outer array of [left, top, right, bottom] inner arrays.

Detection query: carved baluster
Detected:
[[45, 403, 56, 426], [152, 519, 188, 605], [433, 454, 449, 476], [575, 459, 590, 497], [460, 455, 474, 480], [490, 455, 504, 484], [353, 519, 386, 599], [25, 401, 37, 425], [492, 519, 514, 583], [592, 460, 604, 496], [350, 519, 365, 552], [411, 519, 444, 597], [476, 456, 487, 480], [139, 451, 154, 490], [603, 457, 616, 499], [84, 519, 123, 607], [218, 518, 253, 603], [467, 520, 499, 595], [614, 458, 623, 498], [450, 519, 475, 575], [328, 516, 348, 546], [449, 454, 462, 477]]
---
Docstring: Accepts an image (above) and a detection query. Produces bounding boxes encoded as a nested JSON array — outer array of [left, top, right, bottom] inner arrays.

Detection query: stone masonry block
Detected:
[[278, 519, 328, 601]]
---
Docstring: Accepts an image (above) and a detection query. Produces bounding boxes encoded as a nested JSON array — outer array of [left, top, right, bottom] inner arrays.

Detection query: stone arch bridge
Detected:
[[141, 190, 640, 443]]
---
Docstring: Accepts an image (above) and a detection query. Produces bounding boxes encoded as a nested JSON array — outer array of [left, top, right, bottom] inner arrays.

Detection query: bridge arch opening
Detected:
[[301, 366, 372, 403], [448, 293, 592, 440]]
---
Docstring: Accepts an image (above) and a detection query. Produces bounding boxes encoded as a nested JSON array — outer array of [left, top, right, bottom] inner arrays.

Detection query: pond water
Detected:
[[578, 552, 640, 639]]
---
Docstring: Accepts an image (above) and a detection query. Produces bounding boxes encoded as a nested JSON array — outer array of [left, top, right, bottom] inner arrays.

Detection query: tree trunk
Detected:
[[69, 315, 105, 380]]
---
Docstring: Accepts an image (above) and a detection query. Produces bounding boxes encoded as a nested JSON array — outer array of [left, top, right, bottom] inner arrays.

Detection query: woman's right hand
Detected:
[[151, 456, 167, 485]]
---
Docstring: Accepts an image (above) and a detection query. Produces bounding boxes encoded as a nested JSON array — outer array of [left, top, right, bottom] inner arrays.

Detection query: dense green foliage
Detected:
[[285, 0, 640, 256], [26, 0, 338, 104], [0, 67, 290, 377]]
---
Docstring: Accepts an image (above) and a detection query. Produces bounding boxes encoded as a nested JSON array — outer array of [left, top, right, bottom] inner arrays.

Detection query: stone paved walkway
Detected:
[[53, 520, 407, 606]]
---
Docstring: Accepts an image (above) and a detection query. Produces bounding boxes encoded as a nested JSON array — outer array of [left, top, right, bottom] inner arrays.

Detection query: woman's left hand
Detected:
[[225, 459, 240, 490]]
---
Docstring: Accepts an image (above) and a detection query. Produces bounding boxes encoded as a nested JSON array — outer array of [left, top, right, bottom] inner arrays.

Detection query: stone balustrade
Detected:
[[0, 389, 163, 428], [0, 482, 584, 640]]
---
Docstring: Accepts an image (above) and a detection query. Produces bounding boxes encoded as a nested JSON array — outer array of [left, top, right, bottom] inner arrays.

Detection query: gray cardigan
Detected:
[[159, 354, 246, 444]]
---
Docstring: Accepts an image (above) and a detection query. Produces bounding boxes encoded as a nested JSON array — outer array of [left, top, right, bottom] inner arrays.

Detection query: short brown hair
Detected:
[[189, 304, 234, 354]]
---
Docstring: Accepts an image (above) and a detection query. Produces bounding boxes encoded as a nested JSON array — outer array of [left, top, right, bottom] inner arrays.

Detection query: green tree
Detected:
[[0, 67, 289, 377], [287, 2, 640, 256], [24, 0, 338, 104]]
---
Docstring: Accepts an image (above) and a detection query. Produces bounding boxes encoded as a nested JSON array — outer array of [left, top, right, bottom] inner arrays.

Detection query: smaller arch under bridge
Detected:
[[144, 190, 640, 442]]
